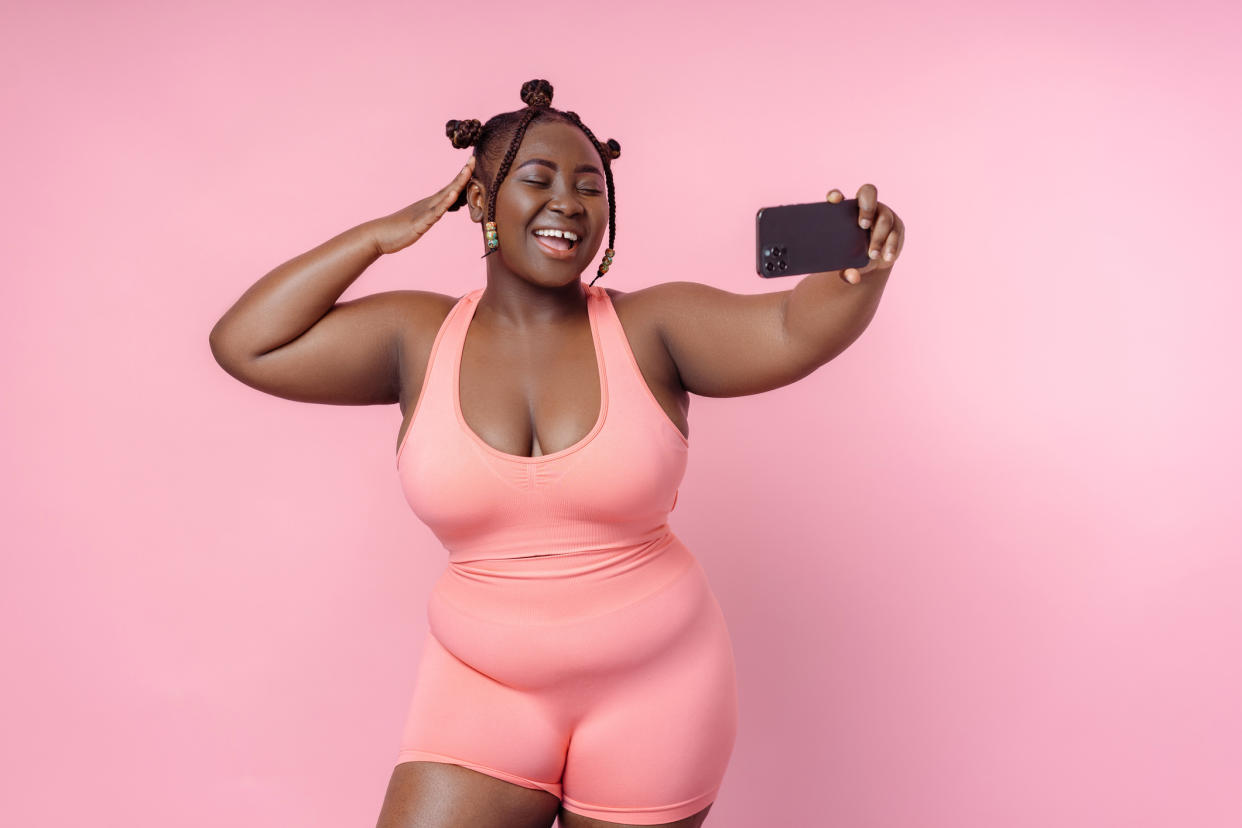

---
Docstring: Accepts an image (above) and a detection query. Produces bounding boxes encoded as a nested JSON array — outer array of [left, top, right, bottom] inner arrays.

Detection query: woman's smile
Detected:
[[531, 230, 580, 260]]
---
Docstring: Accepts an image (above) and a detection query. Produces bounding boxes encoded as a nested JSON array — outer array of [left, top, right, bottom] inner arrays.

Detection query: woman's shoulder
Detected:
[[386, 288, 466, 320], [601, 284, 663, 348], [386, 289, 463, 357]]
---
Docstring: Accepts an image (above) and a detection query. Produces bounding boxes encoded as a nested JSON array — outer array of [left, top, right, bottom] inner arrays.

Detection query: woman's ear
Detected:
[[466, 180, 486, 224]]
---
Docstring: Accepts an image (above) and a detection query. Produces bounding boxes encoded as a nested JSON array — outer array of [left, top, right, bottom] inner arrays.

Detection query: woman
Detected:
[[209, 78, 904, 828]]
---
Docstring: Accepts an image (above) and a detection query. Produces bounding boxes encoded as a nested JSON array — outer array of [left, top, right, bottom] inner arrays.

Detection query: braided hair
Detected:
[[444, 79, 621, 285]]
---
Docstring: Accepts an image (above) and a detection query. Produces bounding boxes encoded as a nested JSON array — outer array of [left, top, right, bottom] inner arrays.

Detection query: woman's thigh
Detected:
[[556, 560, 739, 825], [390, 545, 737, 826], [376, 760, 560, 828], [374, 761, 716, 828], [558, 801, 714, 828]]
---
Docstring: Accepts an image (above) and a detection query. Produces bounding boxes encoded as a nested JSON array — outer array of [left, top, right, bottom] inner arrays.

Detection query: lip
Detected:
[[532, 231, 579, 260]]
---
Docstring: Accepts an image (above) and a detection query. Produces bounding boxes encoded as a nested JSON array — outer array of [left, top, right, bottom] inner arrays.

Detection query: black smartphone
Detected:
[[756, 198, 871, 278]]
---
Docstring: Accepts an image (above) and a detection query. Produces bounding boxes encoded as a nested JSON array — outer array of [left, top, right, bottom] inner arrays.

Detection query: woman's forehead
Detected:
[[519, 121, 598, 160]]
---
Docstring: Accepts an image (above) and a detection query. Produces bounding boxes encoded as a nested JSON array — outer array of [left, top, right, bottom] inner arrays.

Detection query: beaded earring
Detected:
[[596, 248, 614, 280], [484, 221, 498, 250]]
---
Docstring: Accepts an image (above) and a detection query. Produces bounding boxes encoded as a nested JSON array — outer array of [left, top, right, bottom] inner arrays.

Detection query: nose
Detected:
[[545, 182, 586, 217]]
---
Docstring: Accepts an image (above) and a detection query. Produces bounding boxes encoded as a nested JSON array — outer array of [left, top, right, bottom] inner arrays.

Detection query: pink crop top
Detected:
[[396, 284, 689, 565]]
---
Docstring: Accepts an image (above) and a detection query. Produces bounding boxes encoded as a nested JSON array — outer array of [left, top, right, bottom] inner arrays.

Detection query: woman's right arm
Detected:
[[207, 158, 475, 406]]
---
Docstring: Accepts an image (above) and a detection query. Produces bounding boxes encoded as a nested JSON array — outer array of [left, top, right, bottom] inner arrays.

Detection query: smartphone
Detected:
[[756, 198, 871, 278]]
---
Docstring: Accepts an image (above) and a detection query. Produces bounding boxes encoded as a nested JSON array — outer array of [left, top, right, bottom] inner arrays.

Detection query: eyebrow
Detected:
[[515, 158, 605, 177]]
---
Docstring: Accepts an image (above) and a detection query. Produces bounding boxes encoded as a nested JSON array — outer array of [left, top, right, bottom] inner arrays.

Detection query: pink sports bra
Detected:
[[396, 284, 689, 566]]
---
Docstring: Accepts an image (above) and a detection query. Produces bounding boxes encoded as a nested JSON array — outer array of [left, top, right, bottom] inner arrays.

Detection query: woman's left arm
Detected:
[[640, 183, 904, 398]]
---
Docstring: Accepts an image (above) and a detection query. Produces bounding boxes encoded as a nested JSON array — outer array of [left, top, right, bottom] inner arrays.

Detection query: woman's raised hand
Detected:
[[826, 183, 904, 284], [370, 155, 476, 255]]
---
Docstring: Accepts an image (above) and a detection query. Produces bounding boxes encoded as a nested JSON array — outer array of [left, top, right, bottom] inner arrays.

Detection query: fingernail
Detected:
[[869, 248, 878, 259], [860, 219, 870, 229]]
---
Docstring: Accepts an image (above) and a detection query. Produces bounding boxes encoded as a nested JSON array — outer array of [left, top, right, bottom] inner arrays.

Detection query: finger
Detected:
[[856, 183, 878, 229], [434, 187, 458, 212], [436, 161, 475, 207], [842, 267, 860, 285], [452, 158, 475, 188], [884, 215, 905, 262], [441, 158, 475, 193], [882, 224, 901, 262], [865, 205, 895, 261], [826, 188, 844, 203]]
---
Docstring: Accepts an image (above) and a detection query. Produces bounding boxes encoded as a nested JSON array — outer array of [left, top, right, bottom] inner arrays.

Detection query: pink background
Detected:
[[3, 1, 1239, 825]]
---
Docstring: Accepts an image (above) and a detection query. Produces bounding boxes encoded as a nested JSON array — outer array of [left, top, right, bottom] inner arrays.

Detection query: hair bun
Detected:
[[445, 118, 482, 149], [520, 78, 554, 108], [602, 138, 621, 160]]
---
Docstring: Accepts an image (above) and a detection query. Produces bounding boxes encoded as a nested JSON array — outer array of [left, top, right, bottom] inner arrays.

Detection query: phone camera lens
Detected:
[[765, 261, 775, 272], [777, 260, 787, 271]]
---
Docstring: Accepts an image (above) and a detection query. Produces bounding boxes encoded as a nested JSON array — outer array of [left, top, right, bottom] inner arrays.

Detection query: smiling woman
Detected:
[[369, 79, 735, 828], [210, 72, 896, 828], [443, 79, 620, 285]]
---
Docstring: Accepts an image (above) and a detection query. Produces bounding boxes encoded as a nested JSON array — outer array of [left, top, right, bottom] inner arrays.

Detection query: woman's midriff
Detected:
[[434, 532, 696, 623], [425, 533, 715, 694]]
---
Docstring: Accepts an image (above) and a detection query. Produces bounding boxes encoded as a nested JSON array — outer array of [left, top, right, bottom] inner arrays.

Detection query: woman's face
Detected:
[[467, 119, 609, 286]]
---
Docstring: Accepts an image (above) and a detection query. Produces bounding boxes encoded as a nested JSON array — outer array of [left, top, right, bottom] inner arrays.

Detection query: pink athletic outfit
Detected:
[[394, 283, 739, 825]]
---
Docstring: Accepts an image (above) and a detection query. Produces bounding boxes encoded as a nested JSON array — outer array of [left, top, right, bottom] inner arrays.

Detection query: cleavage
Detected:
[[459, 316, 602, 459]]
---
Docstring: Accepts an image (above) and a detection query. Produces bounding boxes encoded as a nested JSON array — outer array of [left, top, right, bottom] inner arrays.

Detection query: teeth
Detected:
[[534, 228, 578, 241]]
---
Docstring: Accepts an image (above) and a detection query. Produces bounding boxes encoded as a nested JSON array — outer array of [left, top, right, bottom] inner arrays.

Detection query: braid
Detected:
[[560, 111, 618, 286], [484, 105, 541, 260], [444, 79, 621, 282]]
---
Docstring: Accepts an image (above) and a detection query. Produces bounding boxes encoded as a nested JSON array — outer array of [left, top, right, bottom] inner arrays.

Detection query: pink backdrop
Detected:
[[4, 1, 1239, 825]]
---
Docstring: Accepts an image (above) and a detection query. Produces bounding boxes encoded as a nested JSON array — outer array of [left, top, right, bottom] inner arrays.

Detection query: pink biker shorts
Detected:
[[395, 535, 739, 825]]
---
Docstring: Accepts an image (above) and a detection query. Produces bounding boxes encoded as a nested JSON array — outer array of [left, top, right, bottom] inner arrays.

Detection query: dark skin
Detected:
[[209, 118, 903, 827], [406, 120, 690, 462]]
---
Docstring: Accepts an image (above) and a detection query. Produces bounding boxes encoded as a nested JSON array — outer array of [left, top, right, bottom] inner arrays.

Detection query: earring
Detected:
[[589, 248, 615, 285], [485, 221, 499, 250], [596, 247, 614, 278]]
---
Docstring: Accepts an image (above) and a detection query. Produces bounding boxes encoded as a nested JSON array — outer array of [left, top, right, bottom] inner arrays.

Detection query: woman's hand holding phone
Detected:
[[825, 183, 904, 284]]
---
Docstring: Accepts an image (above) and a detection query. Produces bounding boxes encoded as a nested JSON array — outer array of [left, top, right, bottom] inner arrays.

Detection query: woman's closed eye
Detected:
[[522, 178, 602, 194]]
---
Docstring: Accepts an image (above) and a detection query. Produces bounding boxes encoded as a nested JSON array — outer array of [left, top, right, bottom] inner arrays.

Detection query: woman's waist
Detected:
[[432, 531, 698, 624], [444, 522, 678, 573]]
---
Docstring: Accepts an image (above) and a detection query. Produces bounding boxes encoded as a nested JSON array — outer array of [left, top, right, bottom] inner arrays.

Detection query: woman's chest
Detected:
[[396, 289, 689, 460]]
